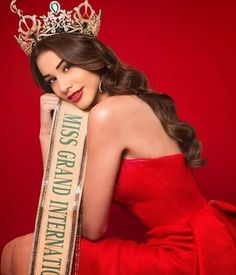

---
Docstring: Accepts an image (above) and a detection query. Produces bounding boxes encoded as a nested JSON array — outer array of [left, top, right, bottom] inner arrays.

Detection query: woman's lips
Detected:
[[68, 88, 83, 103]]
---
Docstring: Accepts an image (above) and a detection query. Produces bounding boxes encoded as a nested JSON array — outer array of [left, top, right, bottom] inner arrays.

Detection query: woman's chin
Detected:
[[71, 101, 91, 111]]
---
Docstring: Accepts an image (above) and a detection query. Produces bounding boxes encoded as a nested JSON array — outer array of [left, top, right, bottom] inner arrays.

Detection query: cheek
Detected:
[[90, 75, 100, 89], [52, 86, 63, 98]]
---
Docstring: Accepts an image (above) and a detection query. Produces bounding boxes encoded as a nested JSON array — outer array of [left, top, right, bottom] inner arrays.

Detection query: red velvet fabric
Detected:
[[73, 154, 236, 274]]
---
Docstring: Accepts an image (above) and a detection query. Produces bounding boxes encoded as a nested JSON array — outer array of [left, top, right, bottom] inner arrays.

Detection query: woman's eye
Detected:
[[63, 64, 71, 72], [47, 78, 56, 86]]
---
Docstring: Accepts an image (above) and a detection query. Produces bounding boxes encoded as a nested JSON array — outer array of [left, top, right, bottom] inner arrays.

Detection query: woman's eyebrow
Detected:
[[43, 59, 65, 78], [56, 59, 64, 70]]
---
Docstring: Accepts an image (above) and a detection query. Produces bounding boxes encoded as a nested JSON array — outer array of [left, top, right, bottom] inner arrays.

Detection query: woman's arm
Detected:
[[81, 102, 125, 241], [39, 94, 59, 165]]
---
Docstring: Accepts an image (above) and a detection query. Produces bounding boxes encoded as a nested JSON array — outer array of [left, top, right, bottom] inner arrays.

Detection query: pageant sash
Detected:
[[29, 100, 88, 275]]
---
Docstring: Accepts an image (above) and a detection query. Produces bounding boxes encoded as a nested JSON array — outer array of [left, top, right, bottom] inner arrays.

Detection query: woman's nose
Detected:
[[58, 77, 72, 94]]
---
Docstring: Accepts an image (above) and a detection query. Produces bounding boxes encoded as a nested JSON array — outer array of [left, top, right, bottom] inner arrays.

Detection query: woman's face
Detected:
[[37, 50, 107, 110]]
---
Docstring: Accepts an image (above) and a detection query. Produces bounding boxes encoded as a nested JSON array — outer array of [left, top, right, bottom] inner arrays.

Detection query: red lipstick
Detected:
[[68, 88, 83, 103]]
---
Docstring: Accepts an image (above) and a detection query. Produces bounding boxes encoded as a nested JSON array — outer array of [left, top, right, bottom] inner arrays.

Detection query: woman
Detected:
[[2, 33, 236, 274]]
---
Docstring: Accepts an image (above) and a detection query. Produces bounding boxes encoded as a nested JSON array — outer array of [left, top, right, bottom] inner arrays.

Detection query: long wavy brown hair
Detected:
[[31, 33, 205, 167]]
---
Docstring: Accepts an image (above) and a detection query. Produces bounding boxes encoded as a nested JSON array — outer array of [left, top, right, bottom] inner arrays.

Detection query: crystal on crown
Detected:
[[10, 0, 101, 55]]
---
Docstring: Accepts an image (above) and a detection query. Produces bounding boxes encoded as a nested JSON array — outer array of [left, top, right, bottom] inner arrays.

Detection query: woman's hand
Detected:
[[40, 93, 60, 136], [39, 93, 60, 165]]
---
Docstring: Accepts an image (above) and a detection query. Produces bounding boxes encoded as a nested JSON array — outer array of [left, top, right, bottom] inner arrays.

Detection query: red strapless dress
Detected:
[[72, 153, 236, 274]]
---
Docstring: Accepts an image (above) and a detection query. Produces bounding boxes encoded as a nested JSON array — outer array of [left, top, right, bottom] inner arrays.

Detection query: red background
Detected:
[[1, 0, 236, 260]]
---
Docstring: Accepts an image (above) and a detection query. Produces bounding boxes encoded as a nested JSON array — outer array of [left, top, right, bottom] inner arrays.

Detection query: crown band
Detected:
[[10, 0, 102, 55]]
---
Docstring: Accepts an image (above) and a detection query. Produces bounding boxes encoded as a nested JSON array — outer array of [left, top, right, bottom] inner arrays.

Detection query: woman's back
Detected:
[[91, 94, 181, 160], [114, 154, 206, 229]]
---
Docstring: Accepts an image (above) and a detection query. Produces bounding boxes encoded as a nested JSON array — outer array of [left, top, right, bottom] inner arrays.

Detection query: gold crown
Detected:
[[10, 0, 101, 55]]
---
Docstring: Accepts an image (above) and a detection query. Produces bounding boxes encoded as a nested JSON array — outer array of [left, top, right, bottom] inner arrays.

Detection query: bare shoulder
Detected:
[[86, 96, 140, 152], [89, 95, 148, 125]]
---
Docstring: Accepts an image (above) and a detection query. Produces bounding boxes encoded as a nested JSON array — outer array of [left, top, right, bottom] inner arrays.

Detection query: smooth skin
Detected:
[[1, 50, 181, 274]]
